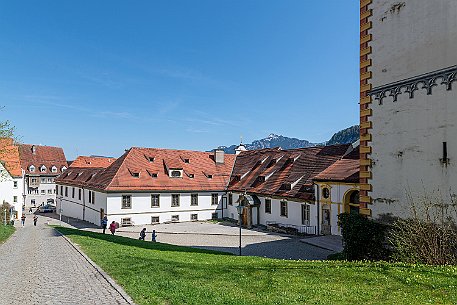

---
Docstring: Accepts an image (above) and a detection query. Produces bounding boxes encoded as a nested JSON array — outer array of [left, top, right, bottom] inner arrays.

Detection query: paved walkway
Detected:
[[45, 216, 335, 260], [0, 214, 132, 305], [301, 235, 344, 252]]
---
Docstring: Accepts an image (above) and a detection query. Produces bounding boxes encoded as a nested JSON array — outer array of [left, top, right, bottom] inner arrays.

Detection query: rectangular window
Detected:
[[191, 194, 198, 206], [171, 215, 179, 222], [65, 187, 68, 197], [72, 187, 75, 198], [302, 204, 310, 226], [61, 186, 63, 196], [191, 214, 198, 221], [122, 195, 132, 209], [48, 189, 52, 194], [121, 218, 132, 226], [151, 216, 159, 224], [78, 189, 82, 200], [41, 189, 45, 195], [151, 194, 160, 207], [41, 178, 46, 183], [265, 198, 272, 214], [228, 193, 233, 205], [171, 194, 180, 207], [53, 189, 56, 194], [13, 196, 17, 203], [92, 192, 95, 204], [211, 193, 219, 205], [280, 201, 288, 217], [88, 191, 92, 204], [13, 181, 18, 188], [56, 186, 59, 195]]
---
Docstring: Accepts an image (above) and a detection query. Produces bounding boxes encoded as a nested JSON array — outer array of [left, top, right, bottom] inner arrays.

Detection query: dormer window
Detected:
[[184, 158, 190, 163], [188, 173, 194, 178], [171, 170, 182, 178], [61, 166, 67, 172], [51, 166, 57, 173], [40, 165, 47, 173], [29, 165, 35, 173], [148, 157, 155, 162], [207, 174, 213, 179], [130, 170, 140, 178]]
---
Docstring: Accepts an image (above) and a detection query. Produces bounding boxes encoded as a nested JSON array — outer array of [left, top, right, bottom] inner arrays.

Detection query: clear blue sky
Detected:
[[0, 1, 359, 160]]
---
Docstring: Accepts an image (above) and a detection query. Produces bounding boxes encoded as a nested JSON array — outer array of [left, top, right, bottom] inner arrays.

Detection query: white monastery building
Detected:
[[56, 148, 235, 227], [56, 144, 359, 236]]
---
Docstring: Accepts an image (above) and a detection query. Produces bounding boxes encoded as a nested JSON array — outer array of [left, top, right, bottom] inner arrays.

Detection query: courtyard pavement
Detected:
[[0, 212, 133, 305], [46, 215, 335, 260]]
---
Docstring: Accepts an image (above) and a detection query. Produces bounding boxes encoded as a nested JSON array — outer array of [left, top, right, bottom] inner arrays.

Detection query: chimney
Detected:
[[215, 149, 225, 164], [31, 145, 37, 154]]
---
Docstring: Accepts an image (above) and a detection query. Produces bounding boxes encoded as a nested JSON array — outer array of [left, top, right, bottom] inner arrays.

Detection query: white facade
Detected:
[[314, 183, 359, 236], [24, 175, 58, 207], [0, 164, 24, 219], [56, 184, 226, 227], [225, 192, 318, 235], [368, 0, 457, 219]]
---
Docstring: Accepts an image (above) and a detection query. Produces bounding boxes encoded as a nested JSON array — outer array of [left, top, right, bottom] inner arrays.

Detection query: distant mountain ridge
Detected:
[[214, 125, 359, 154]]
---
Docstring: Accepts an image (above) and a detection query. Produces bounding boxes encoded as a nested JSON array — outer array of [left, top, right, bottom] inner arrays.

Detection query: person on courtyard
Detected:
[[151, 230, 157, 242], [29, 207, 33, 213], [33, 215, 38, 226], [139, 228, 146, 240], [101, 216, 108, 234], [21, 214, 26, 227], [109, 221, 116, 235]]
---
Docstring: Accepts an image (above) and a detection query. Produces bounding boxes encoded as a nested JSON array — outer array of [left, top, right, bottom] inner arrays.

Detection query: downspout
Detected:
[[82, 188, 86, 221], [315, 183, 320, 236]]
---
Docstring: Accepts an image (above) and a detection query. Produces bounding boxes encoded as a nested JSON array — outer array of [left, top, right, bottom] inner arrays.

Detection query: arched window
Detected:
[[51, 166, 57, 173], [40, 165, 47, 173], [29, 165, 35, 173], [344, 190, 360, 214], [322, 187, 330, 199]]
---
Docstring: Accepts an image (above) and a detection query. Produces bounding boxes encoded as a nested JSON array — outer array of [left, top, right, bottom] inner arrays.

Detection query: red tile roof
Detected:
[[0, 138, 22, 178], [19, 144, 68, 175], [56, 147, 236, 192], [313, 159, 359, 183], [228, 144, 353, 201], [70, 156, 117, 169]]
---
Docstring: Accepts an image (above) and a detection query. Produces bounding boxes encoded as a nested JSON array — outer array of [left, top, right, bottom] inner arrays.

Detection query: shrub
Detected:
[[388, 192, 457, 265], [338, 212, 391, 261]]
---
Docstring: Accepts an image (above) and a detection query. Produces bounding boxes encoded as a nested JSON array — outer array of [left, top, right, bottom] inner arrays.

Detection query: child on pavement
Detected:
[[109, 221, 117, 235], [21, 214, 26, 227]]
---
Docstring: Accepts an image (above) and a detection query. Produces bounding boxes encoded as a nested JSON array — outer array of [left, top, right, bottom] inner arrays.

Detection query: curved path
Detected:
[[0, 215, 131, 305]]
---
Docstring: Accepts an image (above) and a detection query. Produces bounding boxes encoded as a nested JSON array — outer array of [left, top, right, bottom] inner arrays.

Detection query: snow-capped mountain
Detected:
[[214, 125, 359, 154]]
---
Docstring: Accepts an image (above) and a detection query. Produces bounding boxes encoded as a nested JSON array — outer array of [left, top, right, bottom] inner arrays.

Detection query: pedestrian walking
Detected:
[[29, 207, 33, 213], [109, 221, 116, 235], [21, 214, 26, 227], [151, 229, 157, 242], [33, 215, 38, 226], [139, 228, 146, 240], [101, 216, 108, 234]]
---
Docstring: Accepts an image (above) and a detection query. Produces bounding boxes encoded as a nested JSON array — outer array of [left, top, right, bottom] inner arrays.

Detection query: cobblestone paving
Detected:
[[0, 215, 130, 305]]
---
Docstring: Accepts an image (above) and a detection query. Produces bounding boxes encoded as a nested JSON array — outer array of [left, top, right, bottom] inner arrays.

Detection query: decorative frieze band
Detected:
[[369, 65, 457, 104]]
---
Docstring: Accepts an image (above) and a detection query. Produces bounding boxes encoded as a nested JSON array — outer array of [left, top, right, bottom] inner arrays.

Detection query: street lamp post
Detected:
[[236, 204, 243, 256], [3, 209, 6, 226]]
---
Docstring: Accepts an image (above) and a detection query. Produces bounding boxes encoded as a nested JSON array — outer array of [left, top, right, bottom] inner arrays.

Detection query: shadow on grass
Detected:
[[53, 226, 233, 256]]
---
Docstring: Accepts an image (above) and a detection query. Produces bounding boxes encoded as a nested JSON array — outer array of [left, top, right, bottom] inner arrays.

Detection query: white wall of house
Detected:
[[315, 183, 359, 236], [106, 192, 225, 226], [225, 193, 318, 234], [0, 165, 24, 219], [25, 175, 58, 207], [56, 185, 107, 226], [56, 184, 226, 227], [369, 0, 457, 219]]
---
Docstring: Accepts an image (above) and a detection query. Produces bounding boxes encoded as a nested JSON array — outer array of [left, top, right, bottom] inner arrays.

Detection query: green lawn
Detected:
[[55, 226, 457, 305], [0, 225, 15, 244]]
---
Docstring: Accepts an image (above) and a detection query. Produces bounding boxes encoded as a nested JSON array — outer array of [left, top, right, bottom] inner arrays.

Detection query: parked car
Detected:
[[38, 204, 56, 213]]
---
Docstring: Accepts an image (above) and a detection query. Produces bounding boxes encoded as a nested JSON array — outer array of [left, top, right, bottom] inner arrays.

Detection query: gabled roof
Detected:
[[19, 144, 68, 175], [228, 144, 352, 201], [70, 156, 117, 169], [0, 138, 22, 178], [56, 147, 236, 192], [313, 145, 360, 183]]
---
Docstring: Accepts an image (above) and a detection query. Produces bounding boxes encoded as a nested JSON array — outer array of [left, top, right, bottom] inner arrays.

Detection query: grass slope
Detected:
[[55, 227, 457, 305], [0, 225, 15, 244]]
